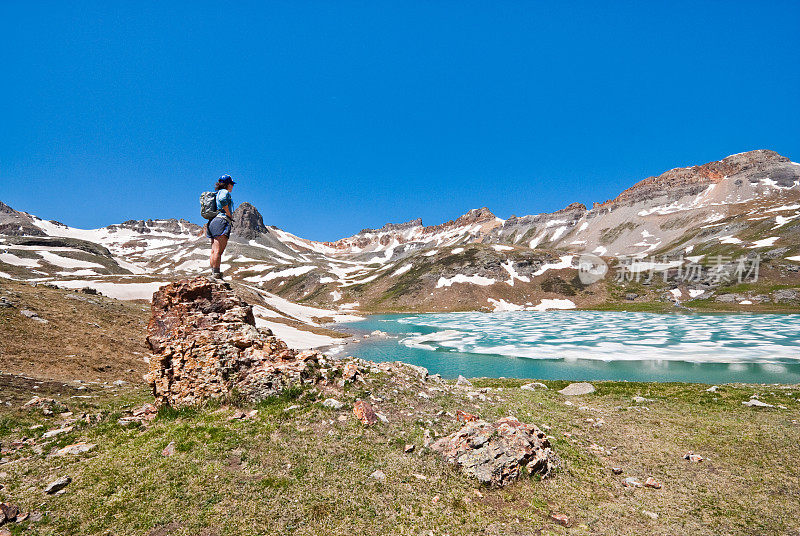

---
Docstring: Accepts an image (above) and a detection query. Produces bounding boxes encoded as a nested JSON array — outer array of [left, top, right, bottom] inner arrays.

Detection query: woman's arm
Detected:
[[224, 206, 233, 219]]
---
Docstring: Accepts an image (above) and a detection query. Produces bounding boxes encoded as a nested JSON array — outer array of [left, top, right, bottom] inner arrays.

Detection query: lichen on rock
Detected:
[[144, 276, 324, 407], [430, 416, 556, 487]]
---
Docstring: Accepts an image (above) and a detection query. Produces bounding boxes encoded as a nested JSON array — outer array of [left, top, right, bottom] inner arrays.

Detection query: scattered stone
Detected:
[[642, 510, 659, 520], [558, 382, 596, 396], [631, 396, 652, 403], [706, 385, 719, 393], [404, 444, 415, 453], [44, 476, 71, 494], [417, 392, 431, 399], [353, 400, 378, 426], [684, 452, 704, 463], [322, 398, 344, 410], [550, 513, 570, 527], [42, 426, 73, 439], [612, 467, 623, 475], [0, 503, 18, 522], [145, 277, 326, 407], [342, 362, 360, 382], [16, 512, 29, 522], [54, 442, 96, 456], [370, 470, 386, 482], [520, 382, 548, 391], [645, 477, 662, 489], [411, 473, 428, 481], [455, 410, 478, 423], [431, 495, 440, 504], [28, 511, 44, 523], [162, 442, 176, 457], [742, 399, 774, 408], [455, 375, 473, 388], [20, 309, 48, 323], [623, 477, 642, 488], [113, 380, 126, 387], [430, 416, 556, 487]]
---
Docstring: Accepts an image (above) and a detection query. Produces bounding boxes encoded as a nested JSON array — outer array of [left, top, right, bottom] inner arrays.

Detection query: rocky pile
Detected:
[[145, 277, 324, 407], [430, 416, 556, 487]]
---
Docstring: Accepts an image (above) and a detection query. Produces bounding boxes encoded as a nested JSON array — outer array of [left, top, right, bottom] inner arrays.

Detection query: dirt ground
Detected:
[[0, 279, 150, 384]]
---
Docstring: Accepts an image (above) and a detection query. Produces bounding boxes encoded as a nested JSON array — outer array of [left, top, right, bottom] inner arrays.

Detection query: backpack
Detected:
[[200, 191, 218, 220]]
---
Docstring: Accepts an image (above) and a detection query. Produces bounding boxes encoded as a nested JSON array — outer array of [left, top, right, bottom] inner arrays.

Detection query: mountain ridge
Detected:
[[2, 149, 799, 315]]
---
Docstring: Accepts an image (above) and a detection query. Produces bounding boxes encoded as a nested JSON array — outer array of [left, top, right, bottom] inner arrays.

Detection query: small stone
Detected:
[[644, 477, 662, 489], [559, 382, 596, 396], [322, 398, 344, 410], [642, 510, 659, 520], [612, 467, 623, 475], [28, 511, 44, 522], [455, 375, 473, 388], [706, 385, 718, 392], [0, 503, 18, 522], [54, 442, 96, 456], [431, 495, 440, 504], [353, 400, 378, 426], [375, 412, 389, 423], [550, 513, 570, 526], [631, 396, 652, 403], [404, 444, 415, 453], [44, 476, 72, 494], [16, 511, 29, 522], [455, 410, 478, 423], [370, 470, 386, 482], [742, 399, 774, 408], [623, 477, 642, 488], [162, 441, 176, 457], [683, 452, 704, 463]]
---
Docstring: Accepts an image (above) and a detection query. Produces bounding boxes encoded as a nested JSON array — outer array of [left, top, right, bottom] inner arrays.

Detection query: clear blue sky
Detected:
[[2, 1, 798, 241]]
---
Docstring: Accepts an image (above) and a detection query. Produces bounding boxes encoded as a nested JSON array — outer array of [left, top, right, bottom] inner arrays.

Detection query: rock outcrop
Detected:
[[145, 276, 323, 407], [430, 416, 556, 487], [232, 202, 269, 240]]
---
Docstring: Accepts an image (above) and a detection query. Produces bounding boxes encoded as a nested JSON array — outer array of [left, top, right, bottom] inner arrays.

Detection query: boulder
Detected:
[[44, 476, 71, 494], [455, 375, 473, 388], [430, 416, 556, 487], [520, 382, 548, 391], [144, 277, 325, 407], [558, 382, 596, 396]]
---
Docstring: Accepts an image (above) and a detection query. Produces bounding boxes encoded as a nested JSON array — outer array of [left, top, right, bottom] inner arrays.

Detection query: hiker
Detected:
[[204, 174, 235, 279]]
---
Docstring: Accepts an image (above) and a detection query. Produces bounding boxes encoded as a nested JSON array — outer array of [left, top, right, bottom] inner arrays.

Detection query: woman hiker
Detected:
[[206, 174, 235, 279]]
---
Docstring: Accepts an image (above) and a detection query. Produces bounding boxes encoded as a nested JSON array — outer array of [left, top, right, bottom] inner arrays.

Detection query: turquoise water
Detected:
[[332, 311, 800, 384]]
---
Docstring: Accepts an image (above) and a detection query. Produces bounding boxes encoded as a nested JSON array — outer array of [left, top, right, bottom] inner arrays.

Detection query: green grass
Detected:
[[1, 374, 798, 535]]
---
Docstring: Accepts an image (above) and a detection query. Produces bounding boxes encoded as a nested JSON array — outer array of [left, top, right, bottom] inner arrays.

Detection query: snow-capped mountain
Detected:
[[2, 149, 799, 314]]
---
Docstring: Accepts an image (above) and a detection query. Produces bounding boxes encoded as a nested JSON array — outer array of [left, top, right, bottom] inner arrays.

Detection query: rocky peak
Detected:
[[107, 219, 200, 235], [0, 201, 46, 237], [232, 202, 269, 241], [355, 218, 424, 236], [598, 149, 795, 209]]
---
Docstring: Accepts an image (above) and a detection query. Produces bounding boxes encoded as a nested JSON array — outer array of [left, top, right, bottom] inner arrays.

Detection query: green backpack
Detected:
[[200, 191, 218, 220]]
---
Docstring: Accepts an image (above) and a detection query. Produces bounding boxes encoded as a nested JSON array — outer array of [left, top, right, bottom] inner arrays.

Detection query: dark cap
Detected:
[[218, 174, 236, 185]]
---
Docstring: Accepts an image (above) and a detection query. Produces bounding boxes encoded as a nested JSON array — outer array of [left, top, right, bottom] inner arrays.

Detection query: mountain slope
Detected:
[[2, 149, 799, 315]]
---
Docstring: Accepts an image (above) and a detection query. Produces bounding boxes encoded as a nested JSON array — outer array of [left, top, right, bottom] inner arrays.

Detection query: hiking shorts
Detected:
[[206, 217, 232, 239]]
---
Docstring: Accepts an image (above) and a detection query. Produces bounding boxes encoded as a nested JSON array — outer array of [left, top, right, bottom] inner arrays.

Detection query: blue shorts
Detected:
[[206, 217, 231, 239]]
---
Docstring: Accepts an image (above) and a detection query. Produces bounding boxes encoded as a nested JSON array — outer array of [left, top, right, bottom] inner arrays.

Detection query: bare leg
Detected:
[[210, 236, 229, 272]]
